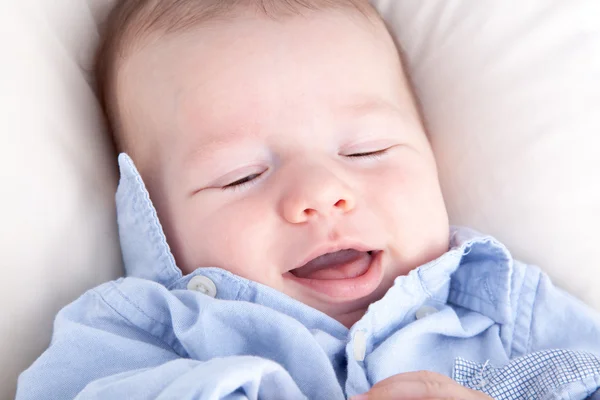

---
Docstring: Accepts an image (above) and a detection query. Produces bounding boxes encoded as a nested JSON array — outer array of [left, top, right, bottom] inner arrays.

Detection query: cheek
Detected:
[[364, 165, 413, 229], [364, 157, 433, 210], [175, 194, 277, 277], [364, 156, 448, 258]]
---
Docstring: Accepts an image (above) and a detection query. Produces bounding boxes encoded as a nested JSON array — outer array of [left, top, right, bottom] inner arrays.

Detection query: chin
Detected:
[[335, 308, 369, 329], [325, 281, 392, 328]]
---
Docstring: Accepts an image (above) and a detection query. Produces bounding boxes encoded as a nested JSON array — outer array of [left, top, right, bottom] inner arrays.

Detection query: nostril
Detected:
[[303, 208, 317, 217], [334, 199, 347, 209]]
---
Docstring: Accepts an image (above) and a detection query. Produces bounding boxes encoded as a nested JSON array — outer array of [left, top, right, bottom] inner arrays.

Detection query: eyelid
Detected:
[[213, 165, 268, 189], [341, 140, 399, 157], [222, 172, 263, 191], [189, 163, 268, 196]]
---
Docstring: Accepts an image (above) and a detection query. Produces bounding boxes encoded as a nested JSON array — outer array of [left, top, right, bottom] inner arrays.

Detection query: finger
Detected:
[[352, 391, 488, 400], [356, 371, 493, 400], [367, 371, 461, 395], [373, 371, 458, 387], [364, 379, 488, 400], [369, 371, 490, 396]]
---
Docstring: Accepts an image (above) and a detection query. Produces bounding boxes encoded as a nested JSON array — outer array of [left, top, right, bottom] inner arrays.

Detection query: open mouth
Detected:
[[286, 249, 384, 301], [290, 249, 375, 280]]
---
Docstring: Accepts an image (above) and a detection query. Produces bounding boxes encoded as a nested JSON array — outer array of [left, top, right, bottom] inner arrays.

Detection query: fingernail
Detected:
[[350, 395, 368, 400]]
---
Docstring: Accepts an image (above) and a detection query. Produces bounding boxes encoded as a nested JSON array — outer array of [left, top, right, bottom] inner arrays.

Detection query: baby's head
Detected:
[[97, 0, 449, 327]]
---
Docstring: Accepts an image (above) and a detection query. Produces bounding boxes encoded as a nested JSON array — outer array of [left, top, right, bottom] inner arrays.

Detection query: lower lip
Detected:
[[284, 251, 384, 302]]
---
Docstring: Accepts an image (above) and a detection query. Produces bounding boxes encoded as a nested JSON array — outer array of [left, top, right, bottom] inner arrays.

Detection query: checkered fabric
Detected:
[[453, 350, 600, 399]]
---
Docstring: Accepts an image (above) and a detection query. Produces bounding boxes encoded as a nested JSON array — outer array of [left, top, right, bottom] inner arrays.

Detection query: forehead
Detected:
[[119, 10, 416, 161]]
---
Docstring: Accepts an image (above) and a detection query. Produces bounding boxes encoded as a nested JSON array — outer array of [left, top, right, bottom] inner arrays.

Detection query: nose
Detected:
[[280, 164, 356, 224]]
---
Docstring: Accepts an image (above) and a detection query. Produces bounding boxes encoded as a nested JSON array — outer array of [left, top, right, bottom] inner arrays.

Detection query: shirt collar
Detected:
[[351, 227, 513, 338], [446, 227, 514, 325], [116, 153, 514, 328], [116, 153, 182, 287]]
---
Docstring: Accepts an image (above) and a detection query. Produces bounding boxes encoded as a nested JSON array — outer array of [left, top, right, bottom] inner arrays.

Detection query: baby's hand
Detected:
[[350, 371, 493, 400]]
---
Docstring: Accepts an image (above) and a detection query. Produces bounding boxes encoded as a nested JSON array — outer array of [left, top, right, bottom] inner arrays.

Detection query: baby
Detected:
[[16, 0, 600, 399]]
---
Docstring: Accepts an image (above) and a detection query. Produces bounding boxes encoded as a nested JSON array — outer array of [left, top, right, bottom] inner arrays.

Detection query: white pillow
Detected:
[[373, 0, 600, 304], [2, 0, 599, 398], [0, 1, 122, 398]]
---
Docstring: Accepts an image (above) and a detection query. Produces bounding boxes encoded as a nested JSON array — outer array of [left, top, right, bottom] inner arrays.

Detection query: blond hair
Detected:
[[94, 0, 382, 152]]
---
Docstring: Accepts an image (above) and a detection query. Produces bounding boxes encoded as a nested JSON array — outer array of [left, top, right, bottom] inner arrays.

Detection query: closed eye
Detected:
[[346, 147, 392, 159], [223, 173, 262, 190]]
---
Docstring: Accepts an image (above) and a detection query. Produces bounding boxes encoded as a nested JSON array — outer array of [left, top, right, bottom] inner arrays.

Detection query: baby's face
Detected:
[[119, 9, 449, 327]]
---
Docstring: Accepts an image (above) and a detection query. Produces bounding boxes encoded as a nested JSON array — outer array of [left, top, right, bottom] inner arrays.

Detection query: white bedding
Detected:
[[1, 1, 598, 398]]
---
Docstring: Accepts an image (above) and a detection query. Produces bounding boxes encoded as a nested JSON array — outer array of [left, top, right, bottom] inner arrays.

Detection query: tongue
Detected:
[[293, 249, 371, 280]]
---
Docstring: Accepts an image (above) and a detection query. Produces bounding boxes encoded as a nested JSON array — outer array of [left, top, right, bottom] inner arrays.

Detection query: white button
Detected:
[[187, 276, 217, 298], [415, 305, 438, 320], [353, 330, 367, 362]]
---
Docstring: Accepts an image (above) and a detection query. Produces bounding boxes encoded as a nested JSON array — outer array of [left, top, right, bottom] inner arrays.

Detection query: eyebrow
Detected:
[[182, 96, 404, 169], [341, 97, 404, 118]]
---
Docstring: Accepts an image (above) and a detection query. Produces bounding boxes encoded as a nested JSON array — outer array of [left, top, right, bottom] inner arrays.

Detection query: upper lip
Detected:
[[290, 240, 379, 273]]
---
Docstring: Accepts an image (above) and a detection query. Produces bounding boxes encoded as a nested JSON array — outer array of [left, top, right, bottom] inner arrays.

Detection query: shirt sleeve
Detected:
[[511, 262, 600, 357], [16, 287, 306, 400]]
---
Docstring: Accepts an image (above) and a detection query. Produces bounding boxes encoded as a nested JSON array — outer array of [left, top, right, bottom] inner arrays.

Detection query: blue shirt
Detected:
[[16, 154, 600, 399]]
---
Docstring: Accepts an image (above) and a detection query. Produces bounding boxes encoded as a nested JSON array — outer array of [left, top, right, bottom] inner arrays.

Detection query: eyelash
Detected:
[[221, 148, 391, 191], [346, 148, 391, 160], [222, 173, 262, 191]]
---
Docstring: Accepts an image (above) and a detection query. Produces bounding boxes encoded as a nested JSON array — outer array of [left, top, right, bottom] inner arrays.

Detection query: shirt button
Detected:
[[187, 276, 217, 298], [416, 305, 439, 320], [353, 330, 367, 362]]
